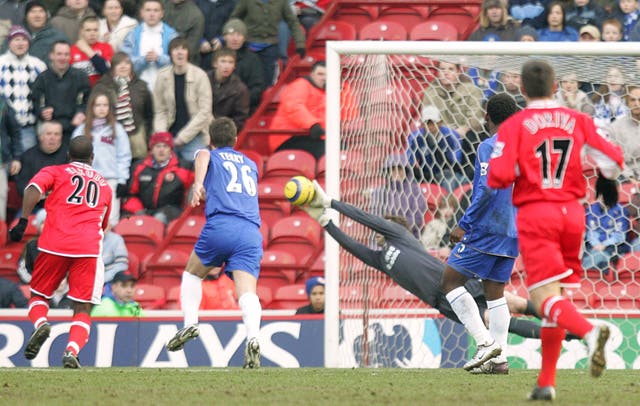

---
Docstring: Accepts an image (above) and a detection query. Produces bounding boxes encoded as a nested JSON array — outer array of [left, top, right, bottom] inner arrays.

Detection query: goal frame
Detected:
[[323, 41, 640, 368]]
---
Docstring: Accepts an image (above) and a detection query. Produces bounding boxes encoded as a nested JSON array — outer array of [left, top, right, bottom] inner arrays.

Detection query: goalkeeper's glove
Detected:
[[301, 205, 330, 227], [310, 180, 332, 208], [9, 217, 28, 242], [595, 172, 619, 208]]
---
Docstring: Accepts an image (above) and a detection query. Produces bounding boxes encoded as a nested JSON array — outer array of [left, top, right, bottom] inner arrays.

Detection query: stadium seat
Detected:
[[165, 215, 206, 255], [259, 223, 270, 249], [452, 183, 473, 205], [166, 285, 181, 310], [595, 281, 640, 309], [331, 5, 379, 31], [0, 220, 6, 248], [268, 216, 323, 267], [257, 284, 274, 309], [237, 149, 265, 180], [410, 20, 459, 41], [134, 283, 167, 310], [127, 252, 140, 280], [619, 181, 638, 204], [340, 284, 380, 308], [260, 249, 299, 288], [113, 215, 165, 261], [0, 246, 22, 283], [307, 21, 357, 54], [141, 248, 189, 293], [358, 20, 408, 41], [420, 182, 447, 211], [263, 149, 317, 183], [378, 5, 428, 32], [258, 179, 292, 228], [380, 284, 426, 309], [426, 6, 478, 39], [564, 279, 597, 308], [614, 252, 640, 281], [307, 254, 325, 279], [271, 283, 308, 310]]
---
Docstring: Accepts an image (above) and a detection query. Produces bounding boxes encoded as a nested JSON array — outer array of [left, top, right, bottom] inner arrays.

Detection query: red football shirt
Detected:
[[488, 100, 624, 207], [70, 42, 114, 86], [28, 162, 113, 257]]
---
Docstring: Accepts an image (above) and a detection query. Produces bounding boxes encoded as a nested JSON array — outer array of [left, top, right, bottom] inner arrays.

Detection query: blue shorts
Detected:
[[447, 243, 515, 283], [194, 215, 263, 279]]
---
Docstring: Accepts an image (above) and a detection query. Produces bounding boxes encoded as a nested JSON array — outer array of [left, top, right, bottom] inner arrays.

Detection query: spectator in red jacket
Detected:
[[269, 60, 326, 159], [70, 16, 114, 86], [122, 131, 194, 224]]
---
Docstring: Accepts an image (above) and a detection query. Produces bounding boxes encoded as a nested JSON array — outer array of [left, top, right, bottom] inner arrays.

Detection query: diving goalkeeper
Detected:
[[302, 183, 578, 352]]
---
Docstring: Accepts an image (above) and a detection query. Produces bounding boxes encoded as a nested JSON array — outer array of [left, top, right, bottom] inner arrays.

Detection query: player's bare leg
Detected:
[[233, 270, 261, 369], [166, 253, 216, 352]]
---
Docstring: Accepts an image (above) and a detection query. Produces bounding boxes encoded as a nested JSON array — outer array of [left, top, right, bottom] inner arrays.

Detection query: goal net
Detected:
[[323, 41, 640, 369]]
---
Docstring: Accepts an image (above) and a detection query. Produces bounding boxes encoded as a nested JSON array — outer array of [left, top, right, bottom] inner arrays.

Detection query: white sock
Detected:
[[180, 271, 203, 327], [239, 292, 262, 341], [487, 297, 510, 363], [446, 286, 493, 346]]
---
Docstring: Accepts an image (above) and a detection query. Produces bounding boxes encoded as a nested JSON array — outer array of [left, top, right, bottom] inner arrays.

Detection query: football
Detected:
[[284, 176, 316, 206]]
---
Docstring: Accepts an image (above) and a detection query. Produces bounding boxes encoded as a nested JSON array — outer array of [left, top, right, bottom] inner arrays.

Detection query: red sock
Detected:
[[66, 313, 91, 356], [537, 323, 565, 388], [541, 296, 593, 338], [28, 296, 49, 328]]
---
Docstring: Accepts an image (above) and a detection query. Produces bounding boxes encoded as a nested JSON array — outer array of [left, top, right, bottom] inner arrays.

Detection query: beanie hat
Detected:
[[222, 19, 248, 37], [305, 276, 325, 296], [149, 132, 174, 149], [515, 25, 538, 41], [8, 25, 31, 43], [25, 0, 47, 15]]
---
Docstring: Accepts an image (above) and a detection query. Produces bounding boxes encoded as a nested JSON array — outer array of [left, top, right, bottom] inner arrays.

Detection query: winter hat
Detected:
[[8, 25, 31, 42], [223, 19, 248, 37], [25, 1, 47, 15], [112, 271, 136, 283], [515, 26, 538, 41], [149, 132, 174, 149], [305, 276, 325, 296]]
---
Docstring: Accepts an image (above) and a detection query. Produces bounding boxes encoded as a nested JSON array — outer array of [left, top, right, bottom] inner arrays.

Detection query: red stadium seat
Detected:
[[420, 182, 447, 210], [258, 179, 292, 228], [113, 215, 165, 261], [0, 220, 6, 248], [127, 252, 140, 280], [331, 5, 379, 31], [379, 6, 429, 32], [141, 249, 189, 293], [237, 149, 265, 180], [595, 281, 640, 309], [619, 182, 639, 204], [268, 216, 323, 266], [134, 283, 167, 310], [0, 246, 22, 283], [263, 149, 317, 183], [380, 284, 427, 309], [307, 21, 357, 54], [358, 20, 408, 41], [307, 254, 325, 279], [259, 223, 270, 249], [427, 6, 478, 39], [614, 252, 640, 281], [257, 284, 274, 309], [271, 283, 308, 310], [165, 215, 206, 255], [564, 279, 597, 308], [410, 20, 459, 41], [260, 249, 299, 287], [166, 285, 181, 310]]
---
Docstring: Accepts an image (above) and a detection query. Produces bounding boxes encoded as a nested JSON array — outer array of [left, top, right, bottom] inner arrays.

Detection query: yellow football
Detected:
[[284, 176, 316, 206]]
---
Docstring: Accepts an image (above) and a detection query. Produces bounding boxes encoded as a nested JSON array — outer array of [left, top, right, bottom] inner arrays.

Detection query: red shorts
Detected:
[[517, 200, 585, 290], [30, 252, 104, 304]]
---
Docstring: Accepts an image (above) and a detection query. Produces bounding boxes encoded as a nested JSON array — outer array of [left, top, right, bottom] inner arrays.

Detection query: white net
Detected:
[[325, 42, 640, 369]]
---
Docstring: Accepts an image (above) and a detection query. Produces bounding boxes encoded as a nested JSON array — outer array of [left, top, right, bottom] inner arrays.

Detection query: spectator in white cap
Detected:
[[0, 24, 47, 151], [407, 105, 467, 193], [579, 24, 601, 41]]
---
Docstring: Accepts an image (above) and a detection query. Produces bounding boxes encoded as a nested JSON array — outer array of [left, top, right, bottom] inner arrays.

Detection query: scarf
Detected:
[[115, 76, 136, 135]]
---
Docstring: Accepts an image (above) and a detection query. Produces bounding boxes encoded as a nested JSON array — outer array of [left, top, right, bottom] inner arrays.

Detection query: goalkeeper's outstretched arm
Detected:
[[323, 221, 384, 271], [330, 200, 407, 240]]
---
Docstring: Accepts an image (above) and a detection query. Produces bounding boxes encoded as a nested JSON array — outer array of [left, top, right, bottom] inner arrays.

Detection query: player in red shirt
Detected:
[[488, 59, 624, 401], [71, 16, 114, 87], [9, 136, 113, 368]]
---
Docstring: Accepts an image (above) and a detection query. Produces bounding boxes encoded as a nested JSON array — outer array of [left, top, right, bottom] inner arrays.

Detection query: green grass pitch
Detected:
[[1, 368, 639, 405]]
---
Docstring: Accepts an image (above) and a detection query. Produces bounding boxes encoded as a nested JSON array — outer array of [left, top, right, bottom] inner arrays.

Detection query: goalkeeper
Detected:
[[302, 182, 578, 352]]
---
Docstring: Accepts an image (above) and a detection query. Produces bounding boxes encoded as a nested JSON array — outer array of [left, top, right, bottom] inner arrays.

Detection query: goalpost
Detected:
[[324, 41, 640, 368]]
